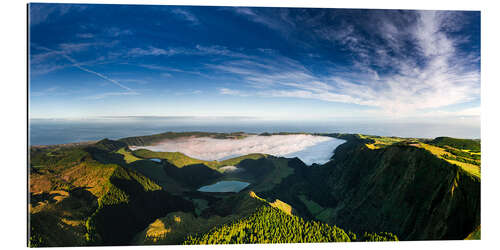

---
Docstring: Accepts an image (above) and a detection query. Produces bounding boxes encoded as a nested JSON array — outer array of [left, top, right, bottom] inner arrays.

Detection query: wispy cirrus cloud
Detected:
[[127, 44, 248, 59], [32, 45, 138, 98], [30, 41, 116, 75], [105, 27, 133, 37], [137, 63, 207, 77], [128, 46, 184, 57], [171, 8, 200, 25], [30, 86, 62, 97], [76, 33, 94, 38], [82, 91, 139, 100], [219, 88, 248, 96], [29, 4, 87, 25], [231, 7, 289, 33], [28, 6, 479, 122], [209, 10, 480, 117], [60, 53, 135, 93]]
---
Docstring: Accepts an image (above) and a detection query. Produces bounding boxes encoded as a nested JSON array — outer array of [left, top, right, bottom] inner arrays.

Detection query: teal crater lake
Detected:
[[198, 181, 250, 193]]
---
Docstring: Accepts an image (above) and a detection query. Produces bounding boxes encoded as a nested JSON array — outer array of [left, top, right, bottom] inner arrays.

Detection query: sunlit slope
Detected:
[[29, 139, 194, 247], [344, 134, 481, 178], [465, 226, 481, 240], [30, 133, 481, 246], [134, 191, 265, 245], [326, 144, 480, 240], [183, 191, 397, 244], [135, 190, 397, 245], [417, 142, 480, 178], [430, 137, 480, 152], [262, 135, 481, 240], [123, 147, 292, 192]]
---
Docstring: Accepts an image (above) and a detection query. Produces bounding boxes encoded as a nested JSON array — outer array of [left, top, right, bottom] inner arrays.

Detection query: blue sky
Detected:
[[29, 4, 480, 122]]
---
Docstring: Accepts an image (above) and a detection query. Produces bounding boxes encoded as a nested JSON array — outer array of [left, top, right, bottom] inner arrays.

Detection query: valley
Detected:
[[28, 132, 481, 246]]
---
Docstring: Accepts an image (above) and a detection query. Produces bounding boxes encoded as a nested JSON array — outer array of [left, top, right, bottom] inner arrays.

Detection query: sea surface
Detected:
[[29, 118, 480, 146]]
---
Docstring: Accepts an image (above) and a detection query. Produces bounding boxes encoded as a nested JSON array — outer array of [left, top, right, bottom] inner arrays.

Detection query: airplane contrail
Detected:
[[60, 54, 134, 92], [33, 44, 136, 93]]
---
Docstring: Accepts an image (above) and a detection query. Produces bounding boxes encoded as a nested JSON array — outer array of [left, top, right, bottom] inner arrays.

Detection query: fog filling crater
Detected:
[[131, 134, 346, 165]]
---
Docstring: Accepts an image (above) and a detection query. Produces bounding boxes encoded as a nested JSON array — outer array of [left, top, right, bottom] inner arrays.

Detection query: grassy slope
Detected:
[[29, 140, 194, 246], [326, 144, 480, 240], [84, 165, 194, 245], [118, 131, 248, 147], [465, 226, 481, 240], [417, 143, 480, 178], [431, 137, 480, 151], [116, 148, 142, 163], [353, 134, 481, 178], [136, 191, 397, 245], [298, 194, 334, 222], [183, 206, 351, 244], [134, 191, 265, 245], [31, 133, 481, 245], [261, 136, 480, 241], [183, 191, 397, 244], [251, 157, 294, 192], [119, 147, 291, 193], [130, 148, 267, 171]]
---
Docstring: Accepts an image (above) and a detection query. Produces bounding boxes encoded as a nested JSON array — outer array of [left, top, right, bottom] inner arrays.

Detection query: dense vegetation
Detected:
[[430, 137, 480, 152], [260, 140, 480, 240], [84, 165, 194, 245], [444, 147, 480, 160], [131, 148, 266, 171], [183, 205, 397, 244], [29, 133, 481, 247], [29, 139, 194, 246], [441, 153, 480, 166]]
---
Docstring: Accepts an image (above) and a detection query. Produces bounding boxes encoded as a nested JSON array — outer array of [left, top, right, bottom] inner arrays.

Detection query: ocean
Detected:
[[29, 118, 480, 146]]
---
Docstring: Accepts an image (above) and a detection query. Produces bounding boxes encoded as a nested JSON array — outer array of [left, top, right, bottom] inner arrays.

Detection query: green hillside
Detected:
[[130, 148, 267, 171], [430, 137, 481, 152], [183, 192, 397, 244], [133, 190, 266, 244], [29, 140, 194, 247], [260, 139, 480, 240], [29, 133, 481, 247], [119, 131, 248, 146], [131, 149, 219, 168]]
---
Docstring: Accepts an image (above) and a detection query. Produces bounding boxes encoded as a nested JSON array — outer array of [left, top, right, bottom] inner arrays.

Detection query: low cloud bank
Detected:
[[131, 134, 346, 165], [219, 165, 241, 173]]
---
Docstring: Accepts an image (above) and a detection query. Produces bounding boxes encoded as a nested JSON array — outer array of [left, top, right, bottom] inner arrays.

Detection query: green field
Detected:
[[418, 143, 480, 178]]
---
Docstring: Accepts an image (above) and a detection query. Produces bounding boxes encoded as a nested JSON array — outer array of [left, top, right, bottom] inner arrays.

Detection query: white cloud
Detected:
[[210, 10, 479, 118], [30, 42, 115, 75], [82, 91, 139, 100], [131, 134, 346, 165], [31, 45, 138, 99], [128, 46, 183, 57], [233, 8, 279, 30], [171, 8, 199, 25], [30, 86, 61, 97], [219, 88, 248, 96], [106, 27, 133, 37], [29, 4, 86, 25], [76, 33, 94, 39]]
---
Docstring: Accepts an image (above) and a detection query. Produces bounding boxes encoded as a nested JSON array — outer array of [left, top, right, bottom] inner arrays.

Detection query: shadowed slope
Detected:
[[262, 138, 480, 241], [29, 140, 194, 247]]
